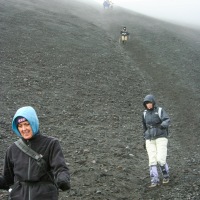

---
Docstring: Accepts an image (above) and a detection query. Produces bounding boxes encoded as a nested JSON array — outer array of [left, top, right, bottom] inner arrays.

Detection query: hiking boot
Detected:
[[162, 177, 169, 184], [149, 182, 159, 188]]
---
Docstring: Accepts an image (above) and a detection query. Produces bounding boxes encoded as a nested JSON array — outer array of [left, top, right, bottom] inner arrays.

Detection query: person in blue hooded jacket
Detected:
[[142, 95, 170, 188], [0, 106, 70, 200]]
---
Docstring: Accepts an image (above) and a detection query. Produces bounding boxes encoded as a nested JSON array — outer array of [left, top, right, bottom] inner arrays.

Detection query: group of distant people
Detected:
[[102, 1, 131, 44], [103, 0, 113, 9]]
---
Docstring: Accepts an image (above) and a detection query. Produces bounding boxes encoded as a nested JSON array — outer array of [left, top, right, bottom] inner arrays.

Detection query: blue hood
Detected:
[[12, 106, 39, 137]]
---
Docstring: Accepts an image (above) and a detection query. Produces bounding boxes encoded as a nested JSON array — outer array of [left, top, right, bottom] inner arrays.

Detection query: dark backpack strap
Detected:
[[14, 139, 43, 161]]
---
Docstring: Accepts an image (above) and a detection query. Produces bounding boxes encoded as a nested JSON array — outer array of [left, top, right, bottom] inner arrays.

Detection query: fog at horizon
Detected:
[[94, 0, 200, 29]]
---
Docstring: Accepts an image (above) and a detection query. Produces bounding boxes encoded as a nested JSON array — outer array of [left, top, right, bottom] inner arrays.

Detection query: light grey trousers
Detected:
[[146, 137, 168, 166]]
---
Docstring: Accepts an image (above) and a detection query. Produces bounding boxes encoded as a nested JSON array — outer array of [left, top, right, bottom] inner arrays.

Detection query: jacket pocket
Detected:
[[155, 127, 162, 137]]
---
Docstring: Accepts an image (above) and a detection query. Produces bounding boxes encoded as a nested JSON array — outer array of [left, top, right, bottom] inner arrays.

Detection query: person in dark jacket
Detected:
[[0, 106, 70, 200], [120, 27, 129, 43], [142, 95, 170, 187]]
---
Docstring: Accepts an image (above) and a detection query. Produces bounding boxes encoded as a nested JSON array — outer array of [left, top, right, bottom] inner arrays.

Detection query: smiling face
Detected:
[[18, 121, 33, 140]]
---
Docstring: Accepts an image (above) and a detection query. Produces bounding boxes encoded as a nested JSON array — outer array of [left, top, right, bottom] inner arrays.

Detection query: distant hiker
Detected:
[[0, 106, 70, 200], [103, 0, 110, 9], [109, 0, 113, 9], [120, 26, 129, 43], [142, 94, 170, 187]]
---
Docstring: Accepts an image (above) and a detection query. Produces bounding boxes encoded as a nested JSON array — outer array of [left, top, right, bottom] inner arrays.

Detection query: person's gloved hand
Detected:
[[56, 173, 71, 191], [57, 181, 70, 191], [160, 125, 166, 130]]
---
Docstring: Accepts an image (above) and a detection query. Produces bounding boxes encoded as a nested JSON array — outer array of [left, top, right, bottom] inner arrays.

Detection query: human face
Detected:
[[18, 121, 33, 140], [146, 102, 153, 110]]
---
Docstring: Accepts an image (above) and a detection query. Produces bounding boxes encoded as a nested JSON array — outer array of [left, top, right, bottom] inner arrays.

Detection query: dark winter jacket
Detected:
[[120, 30, 129, 36], [0, 106, 70, 200], [142, 95, 170, 140]]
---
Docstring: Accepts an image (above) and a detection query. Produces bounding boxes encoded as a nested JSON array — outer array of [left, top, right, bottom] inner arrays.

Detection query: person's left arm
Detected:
[[160, 109, 170, 129], [49, 139, 70, 191]]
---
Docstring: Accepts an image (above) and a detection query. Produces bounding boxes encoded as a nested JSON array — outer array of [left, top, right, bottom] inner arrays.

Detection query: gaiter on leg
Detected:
[[160, 163, 169, 178], [149, 165, 159, 183]]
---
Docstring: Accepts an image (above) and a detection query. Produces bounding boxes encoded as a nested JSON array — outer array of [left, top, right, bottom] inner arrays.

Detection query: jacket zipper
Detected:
[[27, 140, 31, 200]]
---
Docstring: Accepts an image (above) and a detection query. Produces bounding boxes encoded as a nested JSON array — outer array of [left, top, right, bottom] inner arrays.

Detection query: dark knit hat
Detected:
[[16, 117, 27, 126]]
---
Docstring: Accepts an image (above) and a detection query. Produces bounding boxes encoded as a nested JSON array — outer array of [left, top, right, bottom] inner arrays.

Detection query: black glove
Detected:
[[56, 172, 71, 191], [160, 125, 166, 130], [57, 181, 70, 191]]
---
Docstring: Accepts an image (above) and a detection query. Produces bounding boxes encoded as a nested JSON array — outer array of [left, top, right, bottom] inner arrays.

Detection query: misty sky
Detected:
[[96, 0, 200, 29]]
